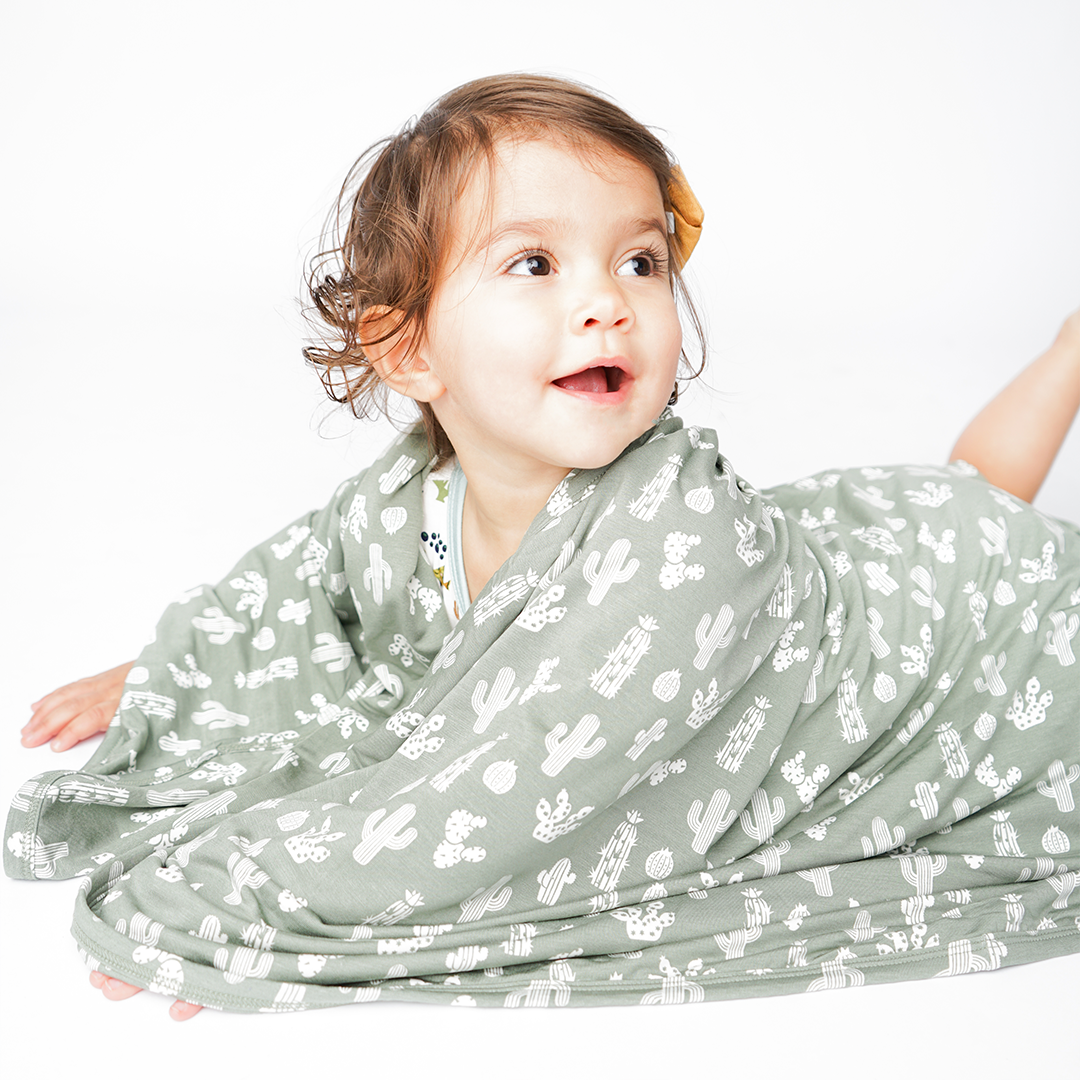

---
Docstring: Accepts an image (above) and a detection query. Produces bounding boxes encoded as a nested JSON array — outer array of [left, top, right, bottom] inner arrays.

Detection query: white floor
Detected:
[[2, 3, 1077, 1074]]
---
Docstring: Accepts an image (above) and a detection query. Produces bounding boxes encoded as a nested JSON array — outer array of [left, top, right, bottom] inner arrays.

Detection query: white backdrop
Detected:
[[1, 2, 1076, 1075]]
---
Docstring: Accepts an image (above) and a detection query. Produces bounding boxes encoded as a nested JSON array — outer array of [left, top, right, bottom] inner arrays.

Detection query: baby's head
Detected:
[[306, 73, 705, 466]]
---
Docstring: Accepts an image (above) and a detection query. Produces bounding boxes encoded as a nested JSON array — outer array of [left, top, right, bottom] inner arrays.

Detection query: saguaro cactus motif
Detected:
[[351, 804, 418, 865], [740, 787, 786, 844], [909, 780, 941, 820], [687, 788, 736, 854], [1043, 609, 1078, 665], [590, 616, 658, 698], [223, 851, 271, 905], [1037, 759, 1079, 812], [714, 924, 763, 959], [542, 714, 606, 776], [860, 816, 906, 857], [471, 666, 520, 733], [459, 875, 513, 922], [583, 538, 639, 604], [802, 650, 825, 704], [310, 632, 353, 673], [807, 948, 864, 992], [749, 840, 791, 877], [716, 696, 771, 773], [865, 608, 891, 659], [910, 565, 945, 620], [191, 607, 246, 645], [362, 543, 392, 605], [626, 718, 667, 761], [589, 810, 643, 892], [978, 515, 1011, 564], [377, 453, 416, 494], [214, 945, 274, 984], [536, 857, 576, 905], [694, 606, 737, 670], [897, 852, 948, 893], [797, 865, 839, 897]]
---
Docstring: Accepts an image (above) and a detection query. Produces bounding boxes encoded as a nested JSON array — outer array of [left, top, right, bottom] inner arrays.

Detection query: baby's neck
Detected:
[[457, 458, 570, 601]]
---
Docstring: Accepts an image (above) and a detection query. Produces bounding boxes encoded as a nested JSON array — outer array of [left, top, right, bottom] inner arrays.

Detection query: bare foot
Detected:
[[89, 970, 203, 1020]]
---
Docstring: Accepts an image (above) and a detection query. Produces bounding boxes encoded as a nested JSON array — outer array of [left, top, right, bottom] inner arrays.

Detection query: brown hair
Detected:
[[304, 73, 707, 464]]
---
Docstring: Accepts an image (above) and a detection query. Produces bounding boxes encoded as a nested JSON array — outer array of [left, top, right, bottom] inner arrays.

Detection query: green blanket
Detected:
[[6, 417, 1078, 1010]]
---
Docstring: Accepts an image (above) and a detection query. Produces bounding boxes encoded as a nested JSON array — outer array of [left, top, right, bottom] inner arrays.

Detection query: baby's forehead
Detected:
[[451, 134, 665, 243]]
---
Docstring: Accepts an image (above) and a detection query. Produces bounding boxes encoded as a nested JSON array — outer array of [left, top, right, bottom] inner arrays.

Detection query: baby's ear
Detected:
[[360, 305, 445, 403]]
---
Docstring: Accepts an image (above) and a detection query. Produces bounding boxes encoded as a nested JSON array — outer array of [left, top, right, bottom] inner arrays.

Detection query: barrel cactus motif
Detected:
[[974, 712, 997, 741], [872, 672, 896, 703], [684, 486, 715, 514], [380, 505, 408, 535], [652, 669, 682, 703], [645, 848, 675, 880], [1041, 825, 1070, 855], [482, 760, 518, 795]]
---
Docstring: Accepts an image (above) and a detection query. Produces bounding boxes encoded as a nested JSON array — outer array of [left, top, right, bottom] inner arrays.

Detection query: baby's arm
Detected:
[[20, 661, 134, 751], [949, 310, 1080, 502]]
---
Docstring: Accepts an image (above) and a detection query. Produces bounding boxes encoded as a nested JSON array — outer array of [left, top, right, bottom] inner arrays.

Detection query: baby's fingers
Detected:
[[46, 702, 116, 751], [22, 662, 134, 749]]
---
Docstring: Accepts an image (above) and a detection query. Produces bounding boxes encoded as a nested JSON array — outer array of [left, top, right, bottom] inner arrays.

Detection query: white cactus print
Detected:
[[658, 531, 704, 590], [9, 420, 1077, 1016]]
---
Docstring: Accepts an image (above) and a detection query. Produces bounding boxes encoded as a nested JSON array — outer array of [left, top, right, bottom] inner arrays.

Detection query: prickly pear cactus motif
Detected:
[[7, 421, 1079, 1014]]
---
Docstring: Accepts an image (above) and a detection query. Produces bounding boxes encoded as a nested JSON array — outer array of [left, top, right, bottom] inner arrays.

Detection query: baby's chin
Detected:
[[560, 425, 663, 472]]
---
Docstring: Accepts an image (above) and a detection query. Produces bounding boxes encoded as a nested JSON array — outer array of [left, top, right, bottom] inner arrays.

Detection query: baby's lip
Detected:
[[552, 358, 632, 393]]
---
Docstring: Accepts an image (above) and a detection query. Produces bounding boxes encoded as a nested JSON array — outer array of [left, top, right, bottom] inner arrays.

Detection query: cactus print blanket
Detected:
[[5, 416, 1079, 1011]]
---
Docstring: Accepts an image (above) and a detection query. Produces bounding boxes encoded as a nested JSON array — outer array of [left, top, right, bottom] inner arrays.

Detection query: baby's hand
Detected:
[[21, 661, 135, 751]]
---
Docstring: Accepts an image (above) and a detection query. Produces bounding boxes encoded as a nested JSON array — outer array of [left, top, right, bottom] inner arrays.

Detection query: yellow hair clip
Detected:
[[666, 165, 704, 267]]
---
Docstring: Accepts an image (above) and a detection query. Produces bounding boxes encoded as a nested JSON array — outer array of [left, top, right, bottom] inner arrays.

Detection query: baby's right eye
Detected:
[[506, 252, 552, 276]]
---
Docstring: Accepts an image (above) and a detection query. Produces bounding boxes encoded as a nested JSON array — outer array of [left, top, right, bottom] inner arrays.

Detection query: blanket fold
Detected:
[[6, 417, 1078, 1010]]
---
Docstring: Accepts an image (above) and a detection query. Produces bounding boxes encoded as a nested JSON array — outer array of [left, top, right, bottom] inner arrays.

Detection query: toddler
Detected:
[[9, 74, 1079, 1019]]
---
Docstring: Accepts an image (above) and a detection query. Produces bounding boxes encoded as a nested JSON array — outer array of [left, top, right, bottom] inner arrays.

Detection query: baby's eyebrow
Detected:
[[472, 215, 669, 256]]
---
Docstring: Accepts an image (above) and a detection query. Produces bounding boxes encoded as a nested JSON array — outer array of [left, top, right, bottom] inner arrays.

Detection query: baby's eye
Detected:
[[506, 253, 553, 276], [617, 252, 659, 278]]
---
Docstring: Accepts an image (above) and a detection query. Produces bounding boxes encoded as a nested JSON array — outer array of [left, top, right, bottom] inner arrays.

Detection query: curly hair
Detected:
[[304, 73, 706, 465]]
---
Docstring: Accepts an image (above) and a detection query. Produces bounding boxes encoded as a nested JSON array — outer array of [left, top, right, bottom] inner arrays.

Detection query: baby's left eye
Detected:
[[506, 253, 553, 276], [617, 253, 658, 277]]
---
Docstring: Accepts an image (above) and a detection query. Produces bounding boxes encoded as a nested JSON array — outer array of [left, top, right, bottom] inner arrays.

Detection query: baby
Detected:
[[10, 75, 1079, 1018]]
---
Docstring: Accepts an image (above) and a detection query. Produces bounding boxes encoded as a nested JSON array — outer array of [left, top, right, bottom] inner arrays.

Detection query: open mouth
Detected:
[[552, 366, 628, 394]]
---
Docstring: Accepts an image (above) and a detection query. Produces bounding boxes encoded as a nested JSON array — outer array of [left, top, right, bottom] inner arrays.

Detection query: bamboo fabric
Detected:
[[5, 417, 1079, 1011]]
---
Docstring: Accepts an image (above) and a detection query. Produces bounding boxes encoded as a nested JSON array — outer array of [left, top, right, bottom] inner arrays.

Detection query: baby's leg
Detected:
[[949, 309, 1079, 502], [88, 971, 202, 1020]]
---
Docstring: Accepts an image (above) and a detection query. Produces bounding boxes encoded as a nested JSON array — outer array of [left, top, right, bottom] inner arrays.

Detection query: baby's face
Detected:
[[421, 136, 683, 486]]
